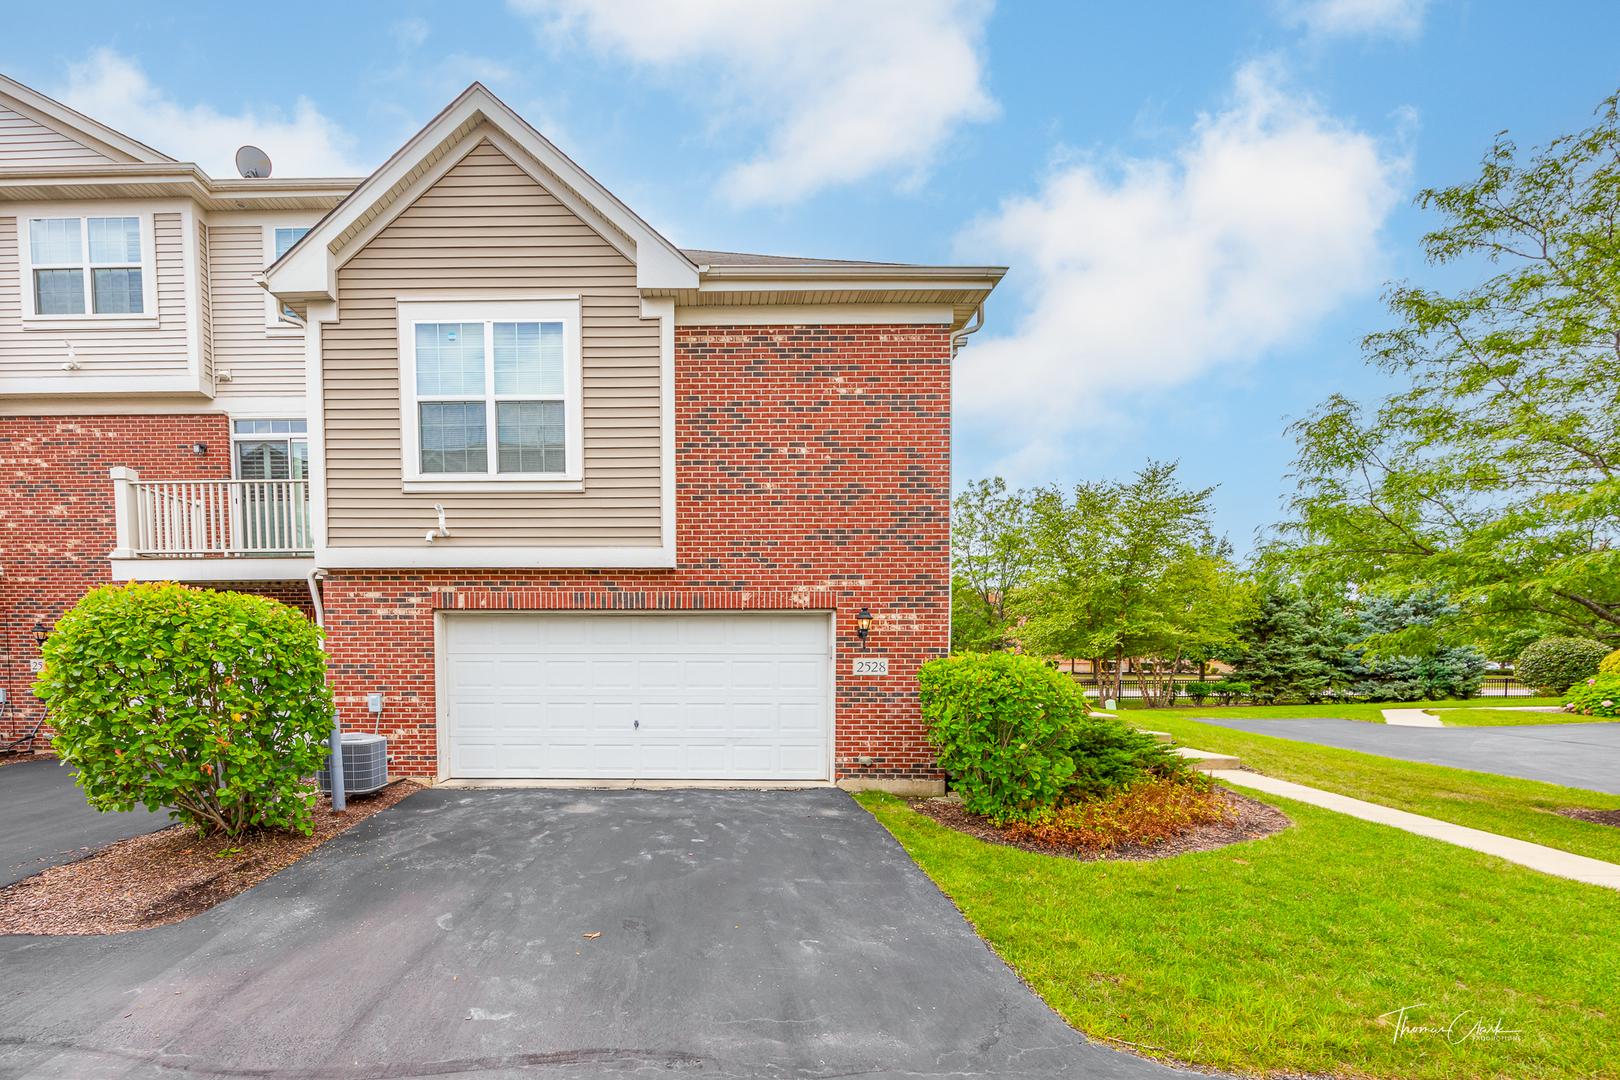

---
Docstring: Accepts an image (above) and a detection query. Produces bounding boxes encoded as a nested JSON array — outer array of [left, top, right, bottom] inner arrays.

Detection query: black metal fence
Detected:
[[1067, 673, 1538, 701]]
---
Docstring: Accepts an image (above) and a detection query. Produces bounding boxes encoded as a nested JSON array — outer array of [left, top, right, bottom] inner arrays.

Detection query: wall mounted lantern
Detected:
[[855, 607, 873, 651], [31, 622, 49, 648]]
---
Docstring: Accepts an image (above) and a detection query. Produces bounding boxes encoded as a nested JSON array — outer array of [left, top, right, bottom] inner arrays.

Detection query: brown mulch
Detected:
[[1554, 807, 1620, 828], [0, 780, 422, 936], [910, 786, 1292, 863]]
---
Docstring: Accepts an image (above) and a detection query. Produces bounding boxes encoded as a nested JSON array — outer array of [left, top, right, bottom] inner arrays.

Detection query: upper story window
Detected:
[[273, 228, 309, 323], [29, 216, 145, 315], [397, 299, 582, 490]]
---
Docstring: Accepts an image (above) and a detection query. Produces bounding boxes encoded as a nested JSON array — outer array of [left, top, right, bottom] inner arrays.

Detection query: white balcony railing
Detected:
[[110, 468, 312, 558]]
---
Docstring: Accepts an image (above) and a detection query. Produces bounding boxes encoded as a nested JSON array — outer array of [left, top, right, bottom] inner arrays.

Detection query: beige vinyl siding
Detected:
[[208, 225, 305, 396], [0, 104, 116, 166], [0, 212, 190, 377], [197, 223, 213, 381], [324, 138, 661, 546]]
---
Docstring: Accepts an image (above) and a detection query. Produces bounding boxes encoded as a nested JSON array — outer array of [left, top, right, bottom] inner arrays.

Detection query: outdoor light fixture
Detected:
[[31, 622, 49, 647], [191, 442, 208, 456], [855, 607, 873, 650]]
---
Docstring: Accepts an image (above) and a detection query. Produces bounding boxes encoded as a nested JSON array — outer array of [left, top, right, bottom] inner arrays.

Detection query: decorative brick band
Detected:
[[431, 589, 839, 611]]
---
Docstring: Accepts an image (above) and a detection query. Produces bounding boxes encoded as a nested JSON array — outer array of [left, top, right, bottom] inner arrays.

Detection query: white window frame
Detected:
[[21, 212, 157, 325], [397, 298, 584, 492], [230, 417, 309, 479], [261, 223, 316, 334]]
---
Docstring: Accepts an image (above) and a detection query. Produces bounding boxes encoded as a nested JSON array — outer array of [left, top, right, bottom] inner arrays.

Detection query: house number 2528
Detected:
[[853, 658, 889, 676]]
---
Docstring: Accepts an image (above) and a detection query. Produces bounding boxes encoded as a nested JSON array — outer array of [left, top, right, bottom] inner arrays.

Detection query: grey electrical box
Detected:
[[366, 692, 383, 714], [318, 733, 389, 795]]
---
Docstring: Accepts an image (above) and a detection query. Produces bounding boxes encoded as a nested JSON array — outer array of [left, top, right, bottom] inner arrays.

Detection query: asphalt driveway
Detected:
[[1, 758, 171, 887], [1191, 716, 1620, 794], [0, 787, 1202, 1079]]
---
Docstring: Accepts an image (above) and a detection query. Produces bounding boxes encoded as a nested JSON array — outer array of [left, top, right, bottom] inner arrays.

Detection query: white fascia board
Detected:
[[109, 557, 316, 582], [0, 374, 211, 398], [675, 304, 954, 326], [315, 546, 676, 570], [263, 84, 699, 305]]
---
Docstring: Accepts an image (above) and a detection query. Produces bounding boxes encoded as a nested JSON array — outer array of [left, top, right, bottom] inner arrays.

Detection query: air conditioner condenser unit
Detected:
[[318, 732, 389, 795]]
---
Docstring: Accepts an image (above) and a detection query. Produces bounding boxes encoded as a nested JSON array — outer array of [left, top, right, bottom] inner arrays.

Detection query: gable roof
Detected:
[[0, 72, 173, 165], [681, 249, 911, 268], [264, 82, 699, 306]]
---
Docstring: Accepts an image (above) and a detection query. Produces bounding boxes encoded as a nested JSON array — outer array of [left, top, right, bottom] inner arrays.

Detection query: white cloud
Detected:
[[954, 64, 1404, 441], [391, 17, 431, 51], [59, 49, 365, 178], [1278, 0, 1430, 37], [508, 0, 997, 205]]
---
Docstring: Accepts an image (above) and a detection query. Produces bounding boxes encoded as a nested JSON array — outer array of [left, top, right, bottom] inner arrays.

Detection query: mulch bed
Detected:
[[0, 780, 422, 936], [910, 786, 1292, 863], [1553, 807, 1620, 828]]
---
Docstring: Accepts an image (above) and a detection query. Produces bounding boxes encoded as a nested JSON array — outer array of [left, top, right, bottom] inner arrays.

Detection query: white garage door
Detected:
[[443, 612, 831, 780]]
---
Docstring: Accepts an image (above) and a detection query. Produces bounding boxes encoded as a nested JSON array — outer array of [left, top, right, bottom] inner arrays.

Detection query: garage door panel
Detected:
[[445, 613, 829, 780]]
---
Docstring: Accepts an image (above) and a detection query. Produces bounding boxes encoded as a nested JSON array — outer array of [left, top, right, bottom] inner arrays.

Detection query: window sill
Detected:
[[23, 316, 160, 331], [401, 478, 585, 493]]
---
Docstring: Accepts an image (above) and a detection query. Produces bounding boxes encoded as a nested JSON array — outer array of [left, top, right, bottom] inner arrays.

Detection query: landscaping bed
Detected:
[[0, 780, 421, 936], [913, 785, 1291, 862]]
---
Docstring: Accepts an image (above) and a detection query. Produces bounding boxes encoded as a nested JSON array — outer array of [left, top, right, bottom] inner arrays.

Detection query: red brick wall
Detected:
[[0, 415, 314, 742], [322, 323, 952, 783]]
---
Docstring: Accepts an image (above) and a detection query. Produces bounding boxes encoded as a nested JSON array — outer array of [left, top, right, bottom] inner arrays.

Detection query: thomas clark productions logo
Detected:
[[1378, 1003, 1523, 1045]]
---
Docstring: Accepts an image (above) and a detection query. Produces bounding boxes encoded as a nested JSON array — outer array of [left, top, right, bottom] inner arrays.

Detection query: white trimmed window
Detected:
[[27, 216, 150, 316], [397, 299, 583, 491], [270, 227, 310, 324]]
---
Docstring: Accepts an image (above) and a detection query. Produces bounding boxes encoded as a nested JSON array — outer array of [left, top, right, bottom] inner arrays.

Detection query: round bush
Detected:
[[918, 653, 1183, 820], [919, 653, 1083, 818], [1514, 637, 1610, 695], [1562, 673, 1620, 718], [35, 583, 333, 836], [1600, 649, 1620, 676]]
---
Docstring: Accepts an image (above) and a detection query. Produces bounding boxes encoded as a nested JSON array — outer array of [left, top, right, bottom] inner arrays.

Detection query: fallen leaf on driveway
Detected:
[[583, 932, 600, 939]]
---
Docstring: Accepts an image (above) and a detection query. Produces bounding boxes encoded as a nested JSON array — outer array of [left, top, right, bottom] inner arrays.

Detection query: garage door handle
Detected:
[[634, 720, 639, 729]]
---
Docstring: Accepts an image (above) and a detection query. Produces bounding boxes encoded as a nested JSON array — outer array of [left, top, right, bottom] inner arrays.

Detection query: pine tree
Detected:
[[1227, 587, 1346, 704], [1338, 590, 1487, 701]]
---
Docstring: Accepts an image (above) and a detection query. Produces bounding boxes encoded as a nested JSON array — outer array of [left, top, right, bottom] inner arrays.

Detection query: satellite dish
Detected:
[[235, 145, 273, 179]]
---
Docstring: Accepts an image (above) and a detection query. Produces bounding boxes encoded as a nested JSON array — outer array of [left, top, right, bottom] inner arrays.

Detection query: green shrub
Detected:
[[918, 653, 1190, 820], [1561, 673, 1620, 718], [1184, 681, 1213, 704], [1210, 680, 1250, 705], [1514, 636, 1610, 695], [919, 653, 1084, 818], [1599, 649, 1620, 676], [35, 582, 333, 836]]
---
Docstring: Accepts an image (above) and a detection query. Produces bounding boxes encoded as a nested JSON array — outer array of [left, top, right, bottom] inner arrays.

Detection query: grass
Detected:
[[859, 790, 1620, 1080], [1117, 696, 1568, 724], [1116, 710, 1620, 865], [1433, 708, 1596, 727]]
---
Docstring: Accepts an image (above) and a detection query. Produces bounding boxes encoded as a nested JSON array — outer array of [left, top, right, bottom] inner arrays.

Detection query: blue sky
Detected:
[[7, 1, 1619, 554]]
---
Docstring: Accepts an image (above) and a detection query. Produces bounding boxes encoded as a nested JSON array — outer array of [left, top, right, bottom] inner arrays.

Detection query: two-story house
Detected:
[[0, 76, 1003, 794]]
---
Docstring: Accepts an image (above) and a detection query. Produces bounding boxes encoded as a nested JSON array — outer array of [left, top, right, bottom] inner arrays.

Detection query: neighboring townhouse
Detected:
[[0, 77, 1004, 794]]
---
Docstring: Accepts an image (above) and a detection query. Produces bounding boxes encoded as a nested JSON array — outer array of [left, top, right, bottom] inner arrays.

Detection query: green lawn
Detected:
[[1114, 711, 1620, 865], [1116, 696, 1568, 724], [859, 790, 1620, 1080], [1433, 707, 1594, 727]]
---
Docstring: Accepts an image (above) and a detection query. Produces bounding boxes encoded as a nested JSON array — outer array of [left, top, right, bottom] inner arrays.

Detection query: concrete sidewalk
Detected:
[[1210, 770, 1620, 891]]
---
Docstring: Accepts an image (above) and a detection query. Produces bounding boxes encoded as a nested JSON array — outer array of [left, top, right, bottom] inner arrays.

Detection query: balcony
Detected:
[[108, 468, 315, 582]]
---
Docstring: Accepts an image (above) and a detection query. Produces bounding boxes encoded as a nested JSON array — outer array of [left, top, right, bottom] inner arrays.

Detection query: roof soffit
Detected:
[[264, 83, 699, 302]]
